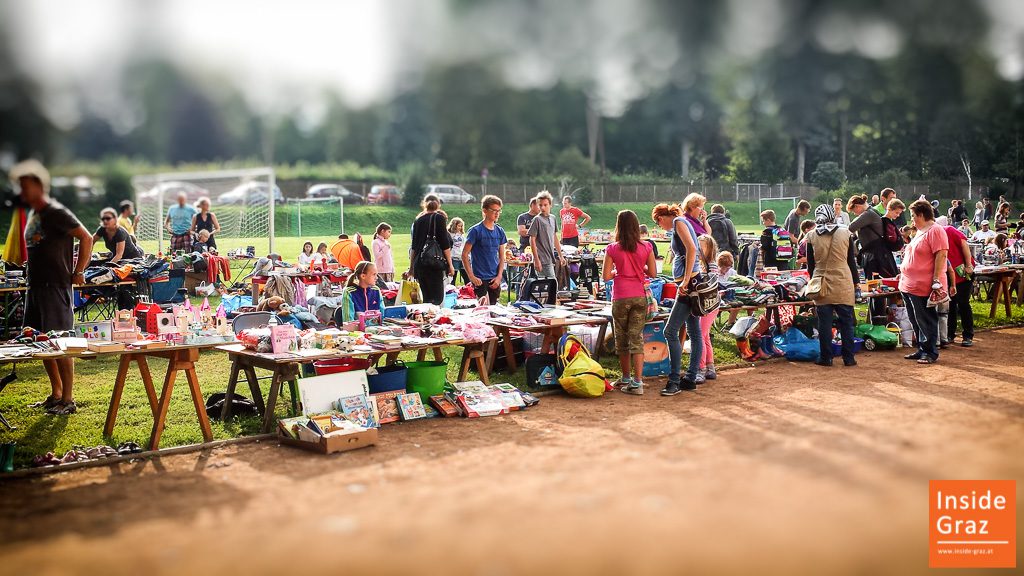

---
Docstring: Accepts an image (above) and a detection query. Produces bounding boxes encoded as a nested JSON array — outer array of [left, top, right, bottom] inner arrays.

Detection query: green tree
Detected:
[[810, 161, 844, 192], [375, 92, 435, 170], [399, 161, 429, 208]]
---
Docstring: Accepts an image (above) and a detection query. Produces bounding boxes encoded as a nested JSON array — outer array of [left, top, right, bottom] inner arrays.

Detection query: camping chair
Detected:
[[226, 312, 300, 418]]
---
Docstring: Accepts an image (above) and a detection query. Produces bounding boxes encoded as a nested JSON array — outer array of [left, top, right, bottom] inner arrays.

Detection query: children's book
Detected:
[[338, 395, 378, 428], [277, 416, 308, 439], [450, 380, 489, 394], [429, 394, 459, 417], [490, 383, 526, 411], [457, 391, 505, 418], [373, 391, 403, 424], [397, 393, 427, 420], [422, 404, 440, 418], [519, 390, 540, 407]]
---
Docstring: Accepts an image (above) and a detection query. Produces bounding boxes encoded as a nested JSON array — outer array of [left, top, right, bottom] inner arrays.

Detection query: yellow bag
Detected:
[[557, 333, 606, 398], [400, 279, 422, 304]]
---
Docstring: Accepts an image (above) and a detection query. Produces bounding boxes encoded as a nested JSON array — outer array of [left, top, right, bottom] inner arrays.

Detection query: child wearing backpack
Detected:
[[602, 210, 656, 395], [758, 209, 794, 271], [696, 234, 720, 381]]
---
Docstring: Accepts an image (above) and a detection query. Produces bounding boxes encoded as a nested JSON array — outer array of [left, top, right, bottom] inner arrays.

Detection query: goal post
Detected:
[[130, 167, 277, 256]]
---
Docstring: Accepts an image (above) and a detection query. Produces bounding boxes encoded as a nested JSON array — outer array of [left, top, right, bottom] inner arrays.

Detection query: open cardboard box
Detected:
[[278, 370, 377, 455], [278, 426, 377, 454]]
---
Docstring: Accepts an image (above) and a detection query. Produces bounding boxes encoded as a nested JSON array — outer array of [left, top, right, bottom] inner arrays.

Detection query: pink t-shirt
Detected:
[[898, 223, 949, 297], [607, 241, 652, 300]]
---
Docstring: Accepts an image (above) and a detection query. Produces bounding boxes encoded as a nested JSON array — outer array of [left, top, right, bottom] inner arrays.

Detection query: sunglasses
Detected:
[[101, 216, 114, 221]]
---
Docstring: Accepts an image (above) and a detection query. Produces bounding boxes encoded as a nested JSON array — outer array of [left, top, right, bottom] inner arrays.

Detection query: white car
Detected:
[[137, 181, 210, 204], [426, 184, 475, 204], [217, 182, 284, 205]]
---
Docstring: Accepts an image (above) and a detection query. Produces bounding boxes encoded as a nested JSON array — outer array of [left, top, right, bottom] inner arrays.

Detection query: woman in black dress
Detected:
[[408, 194, 454, 305], [191, 197, 221, 250]]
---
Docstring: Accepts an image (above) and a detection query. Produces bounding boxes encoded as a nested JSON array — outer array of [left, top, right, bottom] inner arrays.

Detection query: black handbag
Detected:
[[688, 273, 721, 317], [419, 213, 448, 271]]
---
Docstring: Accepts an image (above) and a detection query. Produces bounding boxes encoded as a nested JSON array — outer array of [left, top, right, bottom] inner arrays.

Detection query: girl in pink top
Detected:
[[372, 223, 394, 282], [602, 210, 655, 395], [897, 200, 949, 364]]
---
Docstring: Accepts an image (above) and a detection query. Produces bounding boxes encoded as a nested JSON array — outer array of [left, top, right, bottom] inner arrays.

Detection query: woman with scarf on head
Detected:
[[805, 204, 860, 367]]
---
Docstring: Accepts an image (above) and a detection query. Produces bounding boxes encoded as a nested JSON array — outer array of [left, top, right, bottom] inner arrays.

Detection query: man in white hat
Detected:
[[970, 220, 997, 243], [11, 159, 93, 415]]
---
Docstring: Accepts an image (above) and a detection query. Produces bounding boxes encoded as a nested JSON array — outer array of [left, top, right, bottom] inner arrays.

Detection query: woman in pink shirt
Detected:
[[602, 210, 655, 395], [898, 200, 950, 364]]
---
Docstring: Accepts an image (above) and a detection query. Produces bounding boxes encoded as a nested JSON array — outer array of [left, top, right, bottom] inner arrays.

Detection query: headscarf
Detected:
[[814, 204, 839, 236]]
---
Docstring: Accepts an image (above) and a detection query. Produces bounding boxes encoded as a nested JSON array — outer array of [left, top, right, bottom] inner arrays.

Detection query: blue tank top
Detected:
[[670, 216, 701, 280]]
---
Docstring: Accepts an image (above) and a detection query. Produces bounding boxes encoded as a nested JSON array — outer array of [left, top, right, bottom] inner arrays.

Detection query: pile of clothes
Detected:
[[83, 256, 169, 285]]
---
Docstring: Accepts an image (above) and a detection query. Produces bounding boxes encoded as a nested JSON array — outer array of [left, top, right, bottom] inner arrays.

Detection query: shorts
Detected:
[[24, 284, 74, 332], [612, 296, 647, 355], [561, 236, 579, 248], [473, 279, 501, 305], [170, 233, 193, 252]]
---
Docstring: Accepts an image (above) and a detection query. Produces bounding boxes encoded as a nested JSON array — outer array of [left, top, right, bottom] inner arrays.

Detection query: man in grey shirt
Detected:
[[784, 199, 811, 237], [528, 191, 566, 281]]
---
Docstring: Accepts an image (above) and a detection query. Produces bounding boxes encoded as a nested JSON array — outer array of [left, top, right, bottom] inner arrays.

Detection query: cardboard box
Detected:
[[87, 341, 125, 353], [278, 427, 377, 454]]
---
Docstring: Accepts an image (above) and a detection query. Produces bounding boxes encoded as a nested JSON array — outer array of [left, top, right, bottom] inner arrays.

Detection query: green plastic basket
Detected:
[[404, 361, 448, 402]]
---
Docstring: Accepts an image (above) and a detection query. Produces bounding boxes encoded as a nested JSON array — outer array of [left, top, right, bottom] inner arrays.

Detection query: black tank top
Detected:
[[195, 211, 215, 233]]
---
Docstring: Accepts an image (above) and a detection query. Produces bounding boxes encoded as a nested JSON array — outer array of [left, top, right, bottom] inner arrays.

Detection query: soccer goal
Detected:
[[131, 167, 278, 256], [755, 184, 800, 220]]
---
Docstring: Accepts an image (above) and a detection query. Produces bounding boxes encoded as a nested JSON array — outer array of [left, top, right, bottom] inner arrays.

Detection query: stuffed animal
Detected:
[[256, 295, 292, 317]]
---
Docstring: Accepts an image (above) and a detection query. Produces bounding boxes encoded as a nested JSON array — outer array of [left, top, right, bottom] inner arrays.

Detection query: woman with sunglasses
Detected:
[[92, 207, 143, 263]]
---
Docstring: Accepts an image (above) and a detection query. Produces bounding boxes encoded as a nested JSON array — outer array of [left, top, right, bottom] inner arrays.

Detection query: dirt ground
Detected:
[[1, 329, 1022, 576]]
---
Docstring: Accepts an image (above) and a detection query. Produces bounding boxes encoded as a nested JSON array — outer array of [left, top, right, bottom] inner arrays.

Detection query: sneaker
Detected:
[[616, 378, 632, 391], [661, 382, 682, 396], [623, 382, 643, 395], [961, 339, 973, 347], [814, 359, 833, 367], [843, 359, 858, 367], [704, 366, 717, 380], [679, 377, 698, 391], [694, 371, 706, 385], [46, 401, 77, 416], [904, 352, 923, 360], [939, 341, 950, 349], [917, 356, 938, 364]]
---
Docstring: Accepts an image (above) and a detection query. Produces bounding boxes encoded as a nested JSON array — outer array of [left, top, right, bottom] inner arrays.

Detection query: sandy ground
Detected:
[[1, 328, 1022, 576]]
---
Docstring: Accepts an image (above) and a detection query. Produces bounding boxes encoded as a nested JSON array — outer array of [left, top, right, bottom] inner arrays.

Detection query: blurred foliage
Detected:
[[810, 161, 845, 192], [1, 0, 1023, 200]]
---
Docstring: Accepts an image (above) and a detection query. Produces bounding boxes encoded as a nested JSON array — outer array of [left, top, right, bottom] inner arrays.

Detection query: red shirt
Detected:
[[943, 226, 971, 283], [560, 207, 584, 239]]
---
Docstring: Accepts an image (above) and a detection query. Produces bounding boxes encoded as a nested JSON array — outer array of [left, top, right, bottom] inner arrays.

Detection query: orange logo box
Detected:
[[929, 480, 1016, 568]]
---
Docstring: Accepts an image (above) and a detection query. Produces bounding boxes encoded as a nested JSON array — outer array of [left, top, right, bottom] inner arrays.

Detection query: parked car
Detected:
[[305, 184, 365, 203], [367, 184, 403, 205], [426, 184, 475, 204], [137, 181, 210, 204], [217, 182, 284, 205]]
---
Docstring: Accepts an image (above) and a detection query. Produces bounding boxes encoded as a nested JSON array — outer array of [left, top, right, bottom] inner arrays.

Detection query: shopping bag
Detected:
[[782, 327, 819, 362], [399, 279, 422, 304]]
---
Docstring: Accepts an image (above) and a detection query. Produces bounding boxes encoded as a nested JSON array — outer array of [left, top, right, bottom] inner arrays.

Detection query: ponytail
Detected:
[[346, 261, 374, 289]]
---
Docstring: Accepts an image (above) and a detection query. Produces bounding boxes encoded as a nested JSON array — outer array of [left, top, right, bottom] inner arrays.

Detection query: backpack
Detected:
[[525, 353, 558, 388], [556, 333, 606, 398], [880, 217, 904, 251], [772, 227, 794, 261]]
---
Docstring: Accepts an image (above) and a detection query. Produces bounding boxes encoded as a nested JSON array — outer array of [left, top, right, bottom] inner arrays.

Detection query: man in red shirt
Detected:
[[559, 195, 591, 247], [938, 216, 975, 347]]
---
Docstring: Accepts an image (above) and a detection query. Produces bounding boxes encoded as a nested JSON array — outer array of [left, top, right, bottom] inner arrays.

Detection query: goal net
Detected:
[[131, 167, 278, 256]]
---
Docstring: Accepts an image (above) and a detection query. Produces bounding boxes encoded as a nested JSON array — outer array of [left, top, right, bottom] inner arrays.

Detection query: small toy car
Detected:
[[854, 323, 898, 350]]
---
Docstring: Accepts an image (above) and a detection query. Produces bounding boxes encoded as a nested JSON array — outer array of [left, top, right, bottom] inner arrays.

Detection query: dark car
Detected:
[[306, 184, 365, 204]]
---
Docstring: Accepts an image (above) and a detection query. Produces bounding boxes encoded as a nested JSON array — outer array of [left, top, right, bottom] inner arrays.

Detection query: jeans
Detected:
[[902, 292, 939, 360], [816, 304, 856, 364], [947, 278, 974, 341], [665, 295, 702, 384], [936, 301, 950, 345]]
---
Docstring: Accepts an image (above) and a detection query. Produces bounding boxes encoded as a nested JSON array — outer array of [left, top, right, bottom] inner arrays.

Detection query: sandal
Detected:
[[46, 401, 77, 416], [116, 441, 142, 456], [32, 452, 61, 467], [917, 356, 938, 364], [30, 396, 61, 409]]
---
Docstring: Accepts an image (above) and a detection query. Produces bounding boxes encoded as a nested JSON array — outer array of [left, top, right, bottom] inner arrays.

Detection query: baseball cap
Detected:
[[981, 220, 990, 226], [9, 159, 50, 193]]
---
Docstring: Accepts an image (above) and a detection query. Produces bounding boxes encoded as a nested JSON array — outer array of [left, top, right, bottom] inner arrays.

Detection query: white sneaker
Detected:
[[623, 382, 643, 395]]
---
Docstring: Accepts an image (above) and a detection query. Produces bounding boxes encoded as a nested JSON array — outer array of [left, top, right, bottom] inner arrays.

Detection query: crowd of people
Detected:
[[8, 156, 1019, 412]]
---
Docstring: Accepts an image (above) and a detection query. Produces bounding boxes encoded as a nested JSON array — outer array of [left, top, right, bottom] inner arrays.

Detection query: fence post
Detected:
[[339, 197, 344, 234], [297, 201, 302, 237]]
